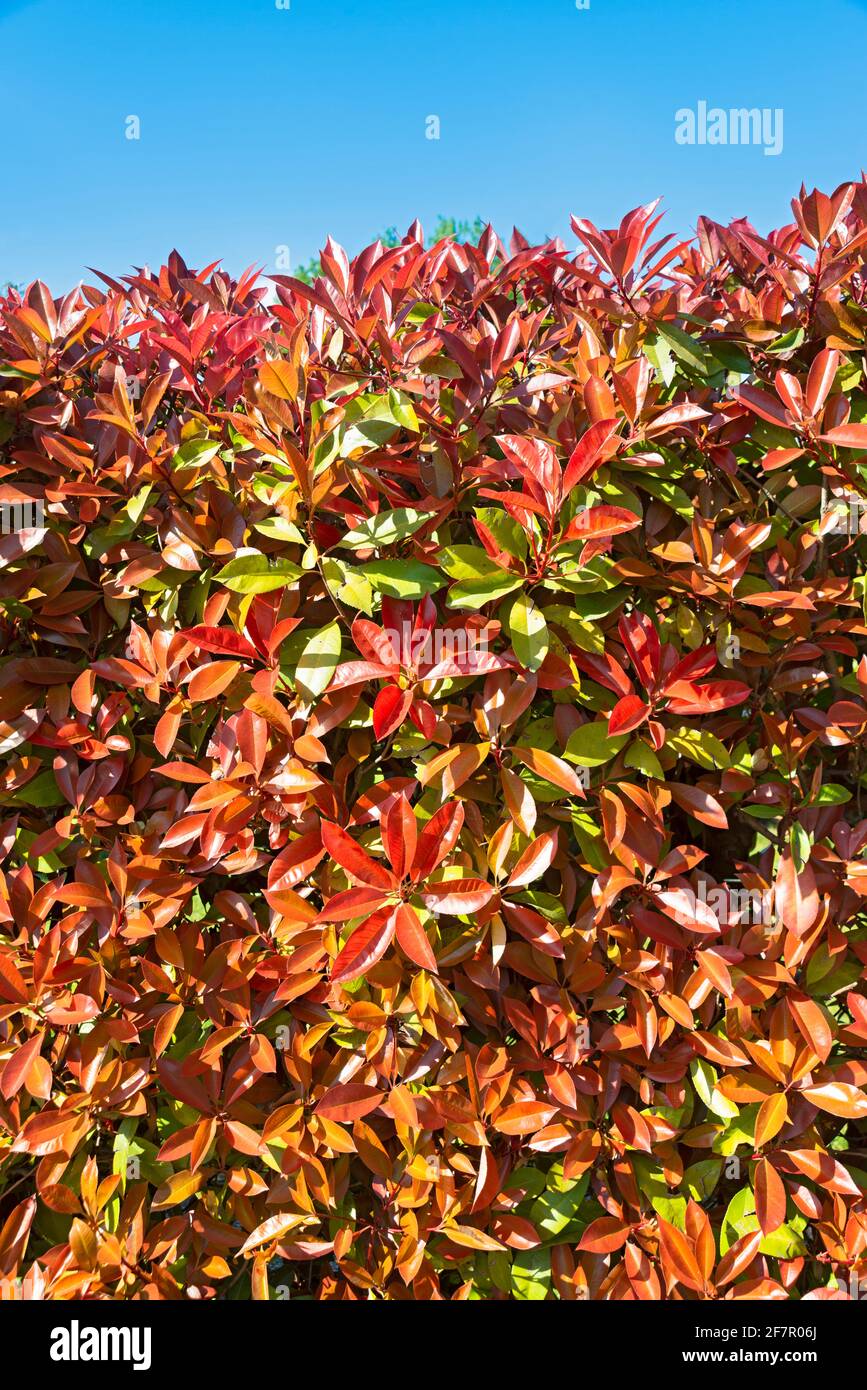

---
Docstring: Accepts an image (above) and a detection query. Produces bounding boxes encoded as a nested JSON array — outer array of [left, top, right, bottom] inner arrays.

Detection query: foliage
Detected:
[[0, 186, 866, 1302], [293, 216, 486, 284]]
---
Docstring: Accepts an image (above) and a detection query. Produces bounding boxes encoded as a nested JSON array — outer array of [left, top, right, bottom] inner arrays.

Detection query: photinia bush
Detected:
[[0, 184, 866, 1302]]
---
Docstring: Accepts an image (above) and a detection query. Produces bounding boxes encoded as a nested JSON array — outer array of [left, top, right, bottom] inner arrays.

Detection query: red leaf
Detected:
[[372, 684, 414, 740], [315, 1083, 382, 1123], [561, 505, 640, 544], [657, 1217, 704, 1292], [328, 659, 394, 691], [715, 1229, 762, 1287], [607, 694, 651, 735], [578, 1216, 630, 1254], [738, 591, 815, 611], [0, 1034, 43, 1099], [382, 794, 417, 880], [754, 1157, 786, 1235], [321, 821, 396, 891], [668, 783, 728, 829], [0, 954, 28, 1005], [511, 746, 588, 797], [696, 949, 734, 998], [315, 887, 392, 922], [330, 907, 397, 985], [665, 679, 751, 713], [502, 902, 565, 958], [156, 1059, 215, 1114], [505, 831, 558, 888], [618, 612, 661, 692], [663, 645, 718, 687], [572, 648, 634, 697], [787, 993, 833, 1062], [819, 422, 867, 449], [411, 801, 464, 881], [563, 419, 620, 493], [418, 878, 494, 915], [393, 903, 438, 972], [496, 434, 560, 507], [800, 1081, 867, 1119], [187, 660, 242, 702], [775, 849, 819, 938], [180, 625, 258, 661], [266, 830, 326, 891]]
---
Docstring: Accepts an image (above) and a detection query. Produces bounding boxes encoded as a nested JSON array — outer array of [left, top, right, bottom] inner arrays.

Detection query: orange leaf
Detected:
[[754, 1157, 787, 1236], [754, 1091, 789, 1149]]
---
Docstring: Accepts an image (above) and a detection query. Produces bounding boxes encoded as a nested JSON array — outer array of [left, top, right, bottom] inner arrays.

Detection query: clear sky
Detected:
[[4, 0, 867, 292]]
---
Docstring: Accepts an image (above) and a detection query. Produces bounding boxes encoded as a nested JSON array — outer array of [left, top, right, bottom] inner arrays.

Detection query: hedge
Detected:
[[0, 184, 866, 1301]]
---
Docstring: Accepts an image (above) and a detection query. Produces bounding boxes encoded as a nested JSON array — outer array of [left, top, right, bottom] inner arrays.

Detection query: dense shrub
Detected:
[[0, 184, 866, 1302]]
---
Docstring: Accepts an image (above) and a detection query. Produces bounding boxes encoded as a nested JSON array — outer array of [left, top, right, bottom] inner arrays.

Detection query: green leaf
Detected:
[[507, 592, 548, 672], [666, 726, 731, 770], [474, 507, 528, 560], [651, 1195, 688, 1229], [510, 1246, 551, 1301], [171, 439, 222, 470], [338, 508, 434, 549], [766, 327, 805, 355], [683, 1159, 722, 1201], [655, 321, 710, 375], [570, 809, 608, 871], [805, 944, 862, 997], [624, 740, 664, 779], [295, 621, 342, 704], [439, 545, 507, 580], [487, 1250, 513, 1294], [789, 822, 812, 873], [112, 1120, 171, 1188], [254, 516, 306, 544], [337, 391, 419, 458], [448, 572, 523, 608], [217, 554, 304, 594], [122, 485, 153, 525], [644, 334, 675, 387], [543, 604, 604, 654], [83, 517, 139, 559], [705, 340, 752, 375], [438, 546, 523, 607], [740, 804, 784, 821], [720, 1187, 806, 1258], [689, 1056, 717, 1109], [322, 559, 374, 615], [504, 1166, 547, 1199], [810, 784, 850, 806], [565, 721, 628, 766], [709, 1088, 739, 1120], [360, 559, 445, 599], [567, 588, 629, 621], [529, 1171, 590, 1239], [636, 475, 693, 518], [83, 489, 153, 558], [10, 770, 63, 807], [386, 388, 420, 432], [714, 1103, 759, 1156]]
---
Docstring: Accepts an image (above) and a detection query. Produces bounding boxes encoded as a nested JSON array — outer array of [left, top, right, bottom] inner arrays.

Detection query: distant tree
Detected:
[[293, 216, 486, 285]]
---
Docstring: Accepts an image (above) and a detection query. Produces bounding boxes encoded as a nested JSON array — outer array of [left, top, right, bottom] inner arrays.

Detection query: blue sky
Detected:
[[4, 0, 867, 291]]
